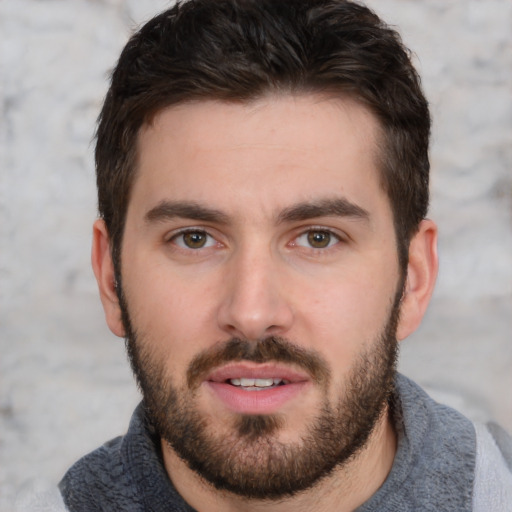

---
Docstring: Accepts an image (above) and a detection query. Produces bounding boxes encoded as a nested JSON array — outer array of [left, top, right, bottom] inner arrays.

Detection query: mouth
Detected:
[[204, 363, 310, 414]]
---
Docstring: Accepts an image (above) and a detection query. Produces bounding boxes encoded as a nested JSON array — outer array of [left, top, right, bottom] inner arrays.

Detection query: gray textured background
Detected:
[[1, 0, 511, 508]]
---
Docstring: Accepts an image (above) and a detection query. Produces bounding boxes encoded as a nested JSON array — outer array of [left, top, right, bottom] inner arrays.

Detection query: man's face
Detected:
[[118, 95, 403, 497]]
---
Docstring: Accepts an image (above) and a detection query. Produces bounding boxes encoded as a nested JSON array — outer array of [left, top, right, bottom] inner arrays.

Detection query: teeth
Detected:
[[255, 378, 274, 387], [229, 378, 285, 388]]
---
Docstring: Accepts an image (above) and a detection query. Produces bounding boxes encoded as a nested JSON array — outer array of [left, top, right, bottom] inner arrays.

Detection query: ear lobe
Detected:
[[91, 219, 126, 338], [396, 219, 438, 341]]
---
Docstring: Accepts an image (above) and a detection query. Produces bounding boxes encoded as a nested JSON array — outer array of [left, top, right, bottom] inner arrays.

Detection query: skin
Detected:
[[92, 94, 438, 511]]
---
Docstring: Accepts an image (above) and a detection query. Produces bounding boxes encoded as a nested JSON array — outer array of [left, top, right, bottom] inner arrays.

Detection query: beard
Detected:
[[119, 285, 401, 500]]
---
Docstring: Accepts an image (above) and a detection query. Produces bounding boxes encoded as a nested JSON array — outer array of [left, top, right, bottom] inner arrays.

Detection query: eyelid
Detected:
[[296, 225, 345, 239]]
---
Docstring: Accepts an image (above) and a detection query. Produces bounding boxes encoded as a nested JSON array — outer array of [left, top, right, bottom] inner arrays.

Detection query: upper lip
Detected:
[[206, 363, 310, 383]]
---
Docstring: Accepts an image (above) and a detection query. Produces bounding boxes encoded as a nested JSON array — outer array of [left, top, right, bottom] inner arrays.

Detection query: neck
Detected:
[[161, 407, 396, 512]]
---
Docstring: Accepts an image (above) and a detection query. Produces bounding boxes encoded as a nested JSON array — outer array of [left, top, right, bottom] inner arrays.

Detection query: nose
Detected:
[[216, 245, 294, 341]]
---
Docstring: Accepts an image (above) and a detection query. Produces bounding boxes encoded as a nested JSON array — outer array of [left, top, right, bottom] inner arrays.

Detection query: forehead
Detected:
[[141, 94, 381, 158], [131, 94, 388, 221]]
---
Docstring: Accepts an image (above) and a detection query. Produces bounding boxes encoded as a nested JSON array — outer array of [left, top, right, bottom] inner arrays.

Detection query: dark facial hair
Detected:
[[119, 284, 402, 499]]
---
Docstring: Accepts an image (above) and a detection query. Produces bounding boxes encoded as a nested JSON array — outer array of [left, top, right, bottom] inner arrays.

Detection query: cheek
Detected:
[[297, 266, 397, 366], [121, 261, 221, 371]]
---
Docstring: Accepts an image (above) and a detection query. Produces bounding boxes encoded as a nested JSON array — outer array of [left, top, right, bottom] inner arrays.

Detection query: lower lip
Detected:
[[205, 381, 309, 415]]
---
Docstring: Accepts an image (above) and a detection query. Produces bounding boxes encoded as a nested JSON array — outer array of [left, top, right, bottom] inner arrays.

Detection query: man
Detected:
[[59, 0, 512, 510]]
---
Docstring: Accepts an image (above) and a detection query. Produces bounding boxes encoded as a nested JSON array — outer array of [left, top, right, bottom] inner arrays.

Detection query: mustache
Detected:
[[186, 337, 330, 389]]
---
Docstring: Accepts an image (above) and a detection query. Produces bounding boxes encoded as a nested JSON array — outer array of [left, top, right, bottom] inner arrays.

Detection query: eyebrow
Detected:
[[145, 201, 230, 225], [277, 198, 370, 224], [144, 197, 370, 226]]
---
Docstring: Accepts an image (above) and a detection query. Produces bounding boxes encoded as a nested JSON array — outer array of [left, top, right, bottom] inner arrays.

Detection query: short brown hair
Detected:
[[96, 0, 430, 273]]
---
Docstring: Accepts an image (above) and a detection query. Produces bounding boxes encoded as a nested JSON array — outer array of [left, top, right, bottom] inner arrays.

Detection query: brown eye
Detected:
[[307, 230, 332, 248], [175, 231, 212, 249]]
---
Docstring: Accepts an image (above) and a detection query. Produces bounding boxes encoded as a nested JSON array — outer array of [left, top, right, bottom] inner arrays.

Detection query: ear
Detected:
[[91, 219, 126, 338], [396, 219, 438, 341]]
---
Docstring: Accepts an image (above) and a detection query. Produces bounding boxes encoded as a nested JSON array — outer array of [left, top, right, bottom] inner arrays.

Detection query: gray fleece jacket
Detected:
[[46, 374, 512, 510]]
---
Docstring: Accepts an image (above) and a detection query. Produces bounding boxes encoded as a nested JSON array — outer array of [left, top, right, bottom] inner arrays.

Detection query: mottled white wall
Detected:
[[1, 0, 511, 507]]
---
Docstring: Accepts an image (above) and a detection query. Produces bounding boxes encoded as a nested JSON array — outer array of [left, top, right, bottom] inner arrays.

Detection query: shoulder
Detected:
[[60, 434, 125, 485], [58, 435, 138, 511], [394, 373, 477, 459], [58, 403, 166, 512], [13, 479, 68, 512], [395, 375, 512, 510], [472, 421, 512, 511], [388, 375, 476, 509]]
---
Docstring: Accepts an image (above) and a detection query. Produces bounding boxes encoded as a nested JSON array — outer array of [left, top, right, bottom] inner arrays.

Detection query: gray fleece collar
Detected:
[[357, 374, 476, 512]]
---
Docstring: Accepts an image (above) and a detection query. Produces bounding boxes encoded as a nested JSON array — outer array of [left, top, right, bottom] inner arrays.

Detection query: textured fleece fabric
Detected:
[[472, 422, 512, 510], [59, 374, 512, 511]]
